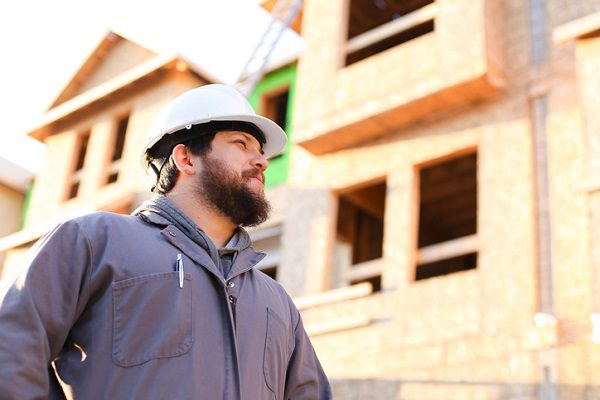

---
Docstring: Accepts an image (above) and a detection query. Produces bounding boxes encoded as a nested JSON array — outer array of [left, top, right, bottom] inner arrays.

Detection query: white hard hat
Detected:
[[141, 83, 287, 173]]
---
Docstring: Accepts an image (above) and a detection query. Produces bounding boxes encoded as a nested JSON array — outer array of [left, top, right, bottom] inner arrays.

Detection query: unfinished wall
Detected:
[[287, 0, 600, 397]]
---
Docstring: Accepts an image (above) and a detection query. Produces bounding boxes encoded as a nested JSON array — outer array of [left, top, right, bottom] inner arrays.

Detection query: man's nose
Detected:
[[251, 151, 269, 172]]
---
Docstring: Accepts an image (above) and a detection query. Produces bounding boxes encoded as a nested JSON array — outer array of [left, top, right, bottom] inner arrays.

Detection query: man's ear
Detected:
[[172, 144, 197, 176]]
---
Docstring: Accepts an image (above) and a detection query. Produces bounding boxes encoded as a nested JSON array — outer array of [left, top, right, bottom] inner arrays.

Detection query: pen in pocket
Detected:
[[176, 253, 184, 289]]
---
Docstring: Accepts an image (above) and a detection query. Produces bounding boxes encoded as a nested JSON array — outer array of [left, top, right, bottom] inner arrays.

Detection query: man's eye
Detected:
[[234, 140, 247, 148]]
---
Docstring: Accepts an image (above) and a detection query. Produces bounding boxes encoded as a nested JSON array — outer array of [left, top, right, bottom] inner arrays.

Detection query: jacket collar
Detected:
[[137, 210, 172, 227], [138, 212, 265, 281], [154, 221, 265, 282]]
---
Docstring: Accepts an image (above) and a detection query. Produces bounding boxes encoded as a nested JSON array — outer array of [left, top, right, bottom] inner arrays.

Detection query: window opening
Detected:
[[416, 253, 477, 280], [254, 78, 294, 187], [112, 115, 129, 161], [66, 131, 90, 199], [262, 87, 289, 131], [107, 114, 129, 184], [416, 152, 477, 280], [335, 181, 386, 291], [345, 0, 436, 66]]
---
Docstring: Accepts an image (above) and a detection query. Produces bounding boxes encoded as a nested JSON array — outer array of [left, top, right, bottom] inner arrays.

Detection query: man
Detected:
[[0, 84, 332, 399]]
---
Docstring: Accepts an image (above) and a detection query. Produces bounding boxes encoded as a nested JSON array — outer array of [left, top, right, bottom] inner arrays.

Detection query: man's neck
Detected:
[[166, 191, 236, 248]]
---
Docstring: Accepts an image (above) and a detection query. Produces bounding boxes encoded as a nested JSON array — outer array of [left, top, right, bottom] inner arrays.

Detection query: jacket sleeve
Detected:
[[284, 311, 333, 400], [0, 220, 92, 399]]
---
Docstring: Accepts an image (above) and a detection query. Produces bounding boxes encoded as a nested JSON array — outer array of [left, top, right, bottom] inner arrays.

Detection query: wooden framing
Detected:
[[415, 151, 478, 278], [346, 2, 438, 54], [345, 258, 384, 283], [416, 234, 478, 265], [553, 11, 600, 44], [335, 180, 386, 288]]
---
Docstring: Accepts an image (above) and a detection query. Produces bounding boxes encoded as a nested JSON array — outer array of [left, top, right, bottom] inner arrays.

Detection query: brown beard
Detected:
[[195, 153, 271, 227]]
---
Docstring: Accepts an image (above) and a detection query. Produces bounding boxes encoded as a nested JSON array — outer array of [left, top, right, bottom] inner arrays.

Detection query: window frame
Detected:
[[65, 130, 91, 200], [344, 0, 438, 66], [105, 112, 130, 185], [333, 178, 387, 291], [413, 149, 479, 281]]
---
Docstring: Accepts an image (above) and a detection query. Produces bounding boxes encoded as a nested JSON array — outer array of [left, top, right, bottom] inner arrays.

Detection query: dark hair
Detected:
[[152, 132, 216, 194], [147, 121, 265, 194]]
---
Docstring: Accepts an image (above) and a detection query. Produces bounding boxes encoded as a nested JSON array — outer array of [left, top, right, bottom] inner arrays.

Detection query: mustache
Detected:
[[242, 168, 265, 184]]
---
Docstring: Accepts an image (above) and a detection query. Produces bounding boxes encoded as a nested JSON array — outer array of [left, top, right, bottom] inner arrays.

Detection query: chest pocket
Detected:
[[112, 272, 192, 367], [263, 307, 294, 399]]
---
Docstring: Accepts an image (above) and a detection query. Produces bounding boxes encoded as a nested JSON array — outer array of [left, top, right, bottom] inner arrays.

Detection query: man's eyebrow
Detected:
[[230, 131, 265, 154]]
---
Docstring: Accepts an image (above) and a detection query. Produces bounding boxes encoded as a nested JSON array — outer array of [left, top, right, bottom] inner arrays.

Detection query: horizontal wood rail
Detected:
[[346, 3, 438, 54], [345, 257, 384, 283], [417, 234, 478, 265]]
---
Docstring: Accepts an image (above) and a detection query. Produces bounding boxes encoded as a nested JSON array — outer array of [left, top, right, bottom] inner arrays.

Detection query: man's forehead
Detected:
[[217, 130, 263, 147]]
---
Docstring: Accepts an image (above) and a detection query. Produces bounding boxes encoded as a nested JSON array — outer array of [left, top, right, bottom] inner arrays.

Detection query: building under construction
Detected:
[[1, 0, 600, 398]]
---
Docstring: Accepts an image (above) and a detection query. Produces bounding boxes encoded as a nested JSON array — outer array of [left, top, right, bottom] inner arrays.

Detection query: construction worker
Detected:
[[0, 84, 332, 399]]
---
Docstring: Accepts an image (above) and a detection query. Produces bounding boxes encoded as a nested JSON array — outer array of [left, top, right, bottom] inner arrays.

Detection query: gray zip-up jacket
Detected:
[[0, 211, 331, 399]]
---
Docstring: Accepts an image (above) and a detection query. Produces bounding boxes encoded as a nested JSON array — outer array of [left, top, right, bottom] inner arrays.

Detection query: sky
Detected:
[[0, 0, 298, 175]]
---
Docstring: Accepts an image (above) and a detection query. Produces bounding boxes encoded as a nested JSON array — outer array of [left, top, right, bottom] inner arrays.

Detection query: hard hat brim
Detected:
[[141, 84, 288, 173], [208, 114, 287, 159], [143, 114, 287, 167]]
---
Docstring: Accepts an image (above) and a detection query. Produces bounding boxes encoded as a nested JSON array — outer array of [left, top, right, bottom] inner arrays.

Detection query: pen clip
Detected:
[[177, 253, 184, 289]]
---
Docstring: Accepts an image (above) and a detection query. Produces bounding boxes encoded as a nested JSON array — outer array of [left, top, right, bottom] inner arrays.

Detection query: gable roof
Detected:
[[48, 29, 222, 110], [50, 31, 159, 108], [27, 30, 220, 141]]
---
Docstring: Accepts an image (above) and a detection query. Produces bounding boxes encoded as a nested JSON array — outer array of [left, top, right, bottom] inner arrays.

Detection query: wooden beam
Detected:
[[417, 234, 478, 265], [346, 2, 437, 53], [553, 11, 600, 44], [345, 257, 384, 282]]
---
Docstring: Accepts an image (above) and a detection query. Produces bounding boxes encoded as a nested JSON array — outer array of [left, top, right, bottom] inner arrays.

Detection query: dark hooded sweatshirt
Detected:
[[0, 196, 331, 399]]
